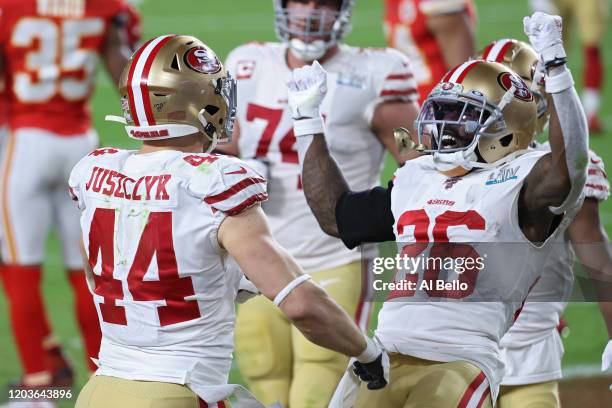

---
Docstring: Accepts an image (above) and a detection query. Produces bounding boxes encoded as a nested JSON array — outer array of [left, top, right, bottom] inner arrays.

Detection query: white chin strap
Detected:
[[289, 38, 328, 61], [105, 110, 218, 152], [433, 143, 479, 173]]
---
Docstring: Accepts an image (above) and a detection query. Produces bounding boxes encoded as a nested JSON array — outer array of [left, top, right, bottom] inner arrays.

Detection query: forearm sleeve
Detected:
[[547, 66, 589, 214], [335, 182, 396, 249]]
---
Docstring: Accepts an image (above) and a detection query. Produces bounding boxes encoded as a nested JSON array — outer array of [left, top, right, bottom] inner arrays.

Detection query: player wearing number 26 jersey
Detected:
[[0, 0, 136, 387], [223, 1, 420, 406], [72, 34, 390, 408], [291, 12, 589, 407]]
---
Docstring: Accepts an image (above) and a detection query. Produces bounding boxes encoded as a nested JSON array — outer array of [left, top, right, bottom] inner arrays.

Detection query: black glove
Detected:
[[352, 353, 388, 390]]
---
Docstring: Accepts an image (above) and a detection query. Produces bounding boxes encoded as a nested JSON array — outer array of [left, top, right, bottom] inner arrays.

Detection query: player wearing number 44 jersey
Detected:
[[0, 0, 138, 389], [221, 1, 420, 406], [71, 35, 390, 408], [290, 12, 588, 408]]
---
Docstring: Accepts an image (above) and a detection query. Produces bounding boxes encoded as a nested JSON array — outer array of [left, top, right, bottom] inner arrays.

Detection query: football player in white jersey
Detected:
[[289, 12, 589, 407], [70, 35, 390, 408], [221, 1, 420, 406], [481, 38, 612, 408]]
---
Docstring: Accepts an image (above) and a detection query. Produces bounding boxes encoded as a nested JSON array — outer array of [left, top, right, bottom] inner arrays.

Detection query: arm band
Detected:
[[273, 274, 312, 306], [293, 116, 325, 137], [336, 182, 396, 249]]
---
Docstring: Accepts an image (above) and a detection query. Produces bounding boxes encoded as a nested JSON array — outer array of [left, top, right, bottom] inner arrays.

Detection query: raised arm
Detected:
[[218, 205, 388, 389], [287, 62, 396, 246], [301, 133, 349, 237], [426, 9, 476, 69], [102, 12, 135, 86], [521, 13, 588, 223], [286, 61, 350, 237]]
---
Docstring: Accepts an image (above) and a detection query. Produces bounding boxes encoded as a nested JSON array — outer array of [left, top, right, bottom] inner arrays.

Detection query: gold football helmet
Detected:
[[480, 38, 549, 135], [109, 35, 236, 151], [415, 60, 537, 176]]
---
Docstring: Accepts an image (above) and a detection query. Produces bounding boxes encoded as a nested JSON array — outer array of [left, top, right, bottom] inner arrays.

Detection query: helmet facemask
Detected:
[[199, 74, 237, 152], [273, 0, 354, 61], [416, 92, 510, 174]]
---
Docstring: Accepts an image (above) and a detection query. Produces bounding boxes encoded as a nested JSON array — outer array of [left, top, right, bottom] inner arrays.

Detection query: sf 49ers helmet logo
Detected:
[[184, 47, 221, 74], [497, 72, 533, 102]]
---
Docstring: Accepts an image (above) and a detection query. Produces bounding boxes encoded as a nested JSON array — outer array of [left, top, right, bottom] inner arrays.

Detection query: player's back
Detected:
[[0, 0, 129, 135], [69, 147, 267, 385]]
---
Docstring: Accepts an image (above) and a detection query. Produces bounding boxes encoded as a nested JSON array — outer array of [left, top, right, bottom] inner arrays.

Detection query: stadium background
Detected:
[[0, 0, 610, 405]]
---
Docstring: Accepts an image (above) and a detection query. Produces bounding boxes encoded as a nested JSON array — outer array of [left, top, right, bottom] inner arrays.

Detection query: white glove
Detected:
[[602, 339, 612, 372], [523, 12, 566, 67], [287, 60, 327, 120], [235, 274, 260, 304]]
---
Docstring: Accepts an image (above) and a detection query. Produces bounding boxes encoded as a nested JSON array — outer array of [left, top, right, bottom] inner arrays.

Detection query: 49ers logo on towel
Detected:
[[184, 47, 221, 74], [497, 72, 533, 102]]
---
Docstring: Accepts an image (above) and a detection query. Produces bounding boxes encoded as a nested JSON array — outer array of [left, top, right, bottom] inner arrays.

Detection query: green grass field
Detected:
[[0, 0, 611, 405]]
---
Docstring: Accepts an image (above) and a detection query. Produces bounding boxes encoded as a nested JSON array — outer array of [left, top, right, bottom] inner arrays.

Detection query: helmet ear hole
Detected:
[[170, 54, 180, 71], [204, 105, 219, 116], [500, 134, 513, 147]]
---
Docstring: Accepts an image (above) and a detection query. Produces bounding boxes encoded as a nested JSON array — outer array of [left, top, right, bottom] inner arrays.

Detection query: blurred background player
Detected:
[[530, 0, 609, 133], [481, 38, 612, 408], [0, 78, 6, 171], [222, 0, 420, 406], [384, 0, 477, 103], [0, 0, 138, 388], [72, 34, 388, 407]]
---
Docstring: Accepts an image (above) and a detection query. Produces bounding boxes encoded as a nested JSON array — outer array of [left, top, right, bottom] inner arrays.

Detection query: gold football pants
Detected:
[[354, 354, 493, 408], [234, 261, 369, 408], [75, 375, 231, 408], [498, 381, 560, 408], [553, 0, 609, 45]]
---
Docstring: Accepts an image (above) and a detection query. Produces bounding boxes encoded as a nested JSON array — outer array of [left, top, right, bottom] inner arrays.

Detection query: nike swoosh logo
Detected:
[[318, 278, 341, 287], [225, 166, 247, 175]]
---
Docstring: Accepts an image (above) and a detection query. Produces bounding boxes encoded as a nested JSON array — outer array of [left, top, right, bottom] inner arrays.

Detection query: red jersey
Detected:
[[0, 0, 131, 135], [384, 0, 475, 102], [0, 80, 7, 127], [124, 2, 142, 48]]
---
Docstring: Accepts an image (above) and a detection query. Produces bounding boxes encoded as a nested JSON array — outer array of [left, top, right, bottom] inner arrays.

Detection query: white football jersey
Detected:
[[225, 42, 418, 272], [68, 148, 267, 403], [500, 148, 609, 385], [378, 150, 576, 401]]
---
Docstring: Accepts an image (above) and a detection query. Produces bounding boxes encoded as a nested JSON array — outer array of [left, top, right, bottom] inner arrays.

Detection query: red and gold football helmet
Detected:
[[415, 60, 538, 176], [480, 38, 549, 135], [109, 35, 236, 152]]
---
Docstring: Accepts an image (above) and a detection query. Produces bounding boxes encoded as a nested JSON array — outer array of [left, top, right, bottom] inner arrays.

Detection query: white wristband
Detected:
[[357, 336, 381, 363], [273, 274, 312, 306], [545, 66, 574, 94], [293, 117, 325, 137]]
